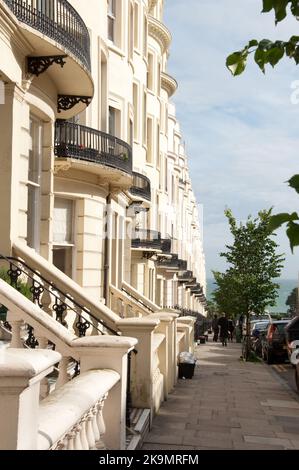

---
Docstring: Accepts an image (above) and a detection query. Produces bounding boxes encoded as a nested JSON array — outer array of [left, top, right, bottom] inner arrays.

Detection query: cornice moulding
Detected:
[[161, 72, 178, 97], [148, 15, 171, 54]]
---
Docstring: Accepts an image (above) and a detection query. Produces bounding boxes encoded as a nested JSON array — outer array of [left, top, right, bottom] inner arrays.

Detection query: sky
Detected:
[[164, 0, 299, 280]]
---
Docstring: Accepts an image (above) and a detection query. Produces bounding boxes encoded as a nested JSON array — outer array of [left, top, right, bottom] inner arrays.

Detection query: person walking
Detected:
[[228, 318, 235, 342], [212, 314, 219, 342], [218, 313, 229, 347]]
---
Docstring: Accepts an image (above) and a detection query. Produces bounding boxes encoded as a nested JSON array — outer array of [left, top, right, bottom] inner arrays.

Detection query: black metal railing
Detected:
[[4, 0, 91, 70], [131, 229, 162, 250], [55, 120, 133, 175], [157, 255, 187, 271], [130, 172, 151, 201], [0, 255, 119, 340], [161, 239, 171, 253], [178, 270, 193, 282]]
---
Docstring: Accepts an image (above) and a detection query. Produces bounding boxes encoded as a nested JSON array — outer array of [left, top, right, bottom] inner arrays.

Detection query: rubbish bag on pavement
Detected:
[[178, 352, 196, 379]]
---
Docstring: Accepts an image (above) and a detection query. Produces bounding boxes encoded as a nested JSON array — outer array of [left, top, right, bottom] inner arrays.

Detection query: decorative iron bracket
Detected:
[[27, 55, 67, 76], [143, 251, 156, 259], [58, 94, 92, 113]]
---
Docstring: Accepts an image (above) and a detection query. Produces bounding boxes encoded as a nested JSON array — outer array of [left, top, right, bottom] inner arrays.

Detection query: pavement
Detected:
[[142, 340, 299, 450]]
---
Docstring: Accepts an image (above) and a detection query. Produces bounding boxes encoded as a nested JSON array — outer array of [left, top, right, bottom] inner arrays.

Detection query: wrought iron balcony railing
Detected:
[[157, 255, 187, 271], [55, 120, 132, 174], [178, 270, 193, 282], [4, 0, 91, 70], [161, 239, 171, 253], [130, 172, 151, 201], [131, 230, 162, 250]]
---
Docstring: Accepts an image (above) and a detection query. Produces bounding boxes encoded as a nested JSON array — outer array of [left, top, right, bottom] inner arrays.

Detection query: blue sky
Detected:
[[164, 0, 299, 280]]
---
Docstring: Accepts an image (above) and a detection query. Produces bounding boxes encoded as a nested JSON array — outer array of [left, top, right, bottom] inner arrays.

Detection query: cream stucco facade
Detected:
[[0, 0, 206, 315], [0, 0, 207, 449]]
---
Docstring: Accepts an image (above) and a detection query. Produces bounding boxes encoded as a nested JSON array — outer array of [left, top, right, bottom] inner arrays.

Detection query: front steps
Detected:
[[126, 409, 151, 450]]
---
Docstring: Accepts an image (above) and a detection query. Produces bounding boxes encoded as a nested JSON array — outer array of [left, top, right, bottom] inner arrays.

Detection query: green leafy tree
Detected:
[[286, 286, 299, 316], [226, 1, 299, 251], [213, 209, 284, 330], [212, 271, 247, 319]]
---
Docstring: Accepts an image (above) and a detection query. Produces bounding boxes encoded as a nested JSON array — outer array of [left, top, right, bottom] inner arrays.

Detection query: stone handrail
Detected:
[[110, 284, 148, 318], [13, 242, 120, 333], [0, 279, 138, 449], [122, 281, 161, 314], [38, 369, 120, 450]]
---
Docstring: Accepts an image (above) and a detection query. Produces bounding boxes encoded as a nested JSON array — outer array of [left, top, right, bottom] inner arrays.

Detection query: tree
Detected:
[[212, 271, 247, 319], [226, 1, 299, 251], [286, 287, 299, 317], [213, 209, 284, 358]]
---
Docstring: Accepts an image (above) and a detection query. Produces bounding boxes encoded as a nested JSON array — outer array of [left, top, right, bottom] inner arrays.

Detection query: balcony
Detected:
[[54, 120, 133, 187], [161, 72, 178, 98], [157, 255, 187, 271], [4, 0, 93, 117], [129, 172, 151, 204], [148, 16, 171, 54], [161, 239, 171, 254], [178, 271, 193, 282], [131, 230, 162, 251]]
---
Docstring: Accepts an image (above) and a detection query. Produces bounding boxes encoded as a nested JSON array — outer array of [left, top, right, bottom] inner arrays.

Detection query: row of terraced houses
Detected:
[[0, 0, 207, 450]]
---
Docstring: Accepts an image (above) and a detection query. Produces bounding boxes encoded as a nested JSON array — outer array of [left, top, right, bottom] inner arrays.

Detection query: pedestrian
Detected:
[[228, 318, 235, 342], [218, 313, 229, 347], [212, 314, 219, 342]]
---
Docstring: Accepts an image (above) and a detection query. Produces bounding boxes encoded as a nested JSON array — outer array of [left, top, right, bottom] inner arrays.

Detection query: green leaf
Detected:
[[267, 46, 285, 66], [226, 52, 247, 76], [286, 42, 296, 57], [259, 39, 274, 50], [268, 212, 299, 231], [248, 39, 259, 48], [286, 221, 299, 252], [290, 35, 299, 43], [262, 0, 274, 12], [288, 175, 299, 193], [254, 49, 266, 72], [290, 0, 299, 16], [273, 0, 289, 23]]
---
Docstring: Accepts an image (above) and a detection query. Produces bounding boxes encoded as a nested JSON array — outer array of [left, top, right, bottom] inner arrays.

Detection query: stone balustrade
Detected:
[[178, 316, 196, 353], [109, 284, 145, 318], [117, 317, 165, 417], [0, 279, 138, 450]]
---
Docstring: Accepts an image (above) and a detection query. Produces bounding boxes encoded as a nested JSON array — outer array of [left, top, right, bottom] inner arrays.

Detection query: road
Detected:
[[270, 361, 298, 394]]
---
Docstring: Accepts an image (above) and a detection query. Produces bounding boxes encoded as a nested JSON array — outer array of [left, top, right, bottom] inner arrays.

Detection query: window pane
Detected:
[[53, 198, 73, 244]]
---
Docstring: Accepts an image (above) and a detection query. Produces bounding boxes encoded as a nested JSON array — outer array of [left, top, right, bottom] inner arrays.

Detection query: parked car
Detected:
[[285, 316, 299, 364], [261, 320, 289, 364], [251, 321, 269, 357]]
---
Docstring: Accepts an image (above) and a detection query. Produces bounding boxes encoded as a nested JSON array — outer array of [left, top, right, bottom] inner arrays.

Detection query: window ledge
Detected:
[[108, 42, 125, 58]]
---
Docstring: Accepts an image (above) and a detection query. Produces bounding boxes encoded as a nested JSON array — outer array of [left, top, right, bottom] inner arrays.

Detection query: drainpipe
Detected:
[[103, 193, 112, 306]]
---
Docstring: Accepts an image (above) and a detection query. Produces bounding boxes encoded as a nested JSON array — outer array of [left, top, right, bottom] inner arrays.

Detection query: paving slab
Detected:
[[142, 341, 299, 450]]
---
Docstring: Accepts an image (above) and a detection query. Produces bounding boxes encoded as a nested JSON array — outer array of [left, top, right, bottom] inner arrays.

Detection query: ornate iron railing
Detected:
[[131, 229, 162, 250], [157, 255, 187, 271], [4, 0, 91, 70], [178, 270, 193, 282], [130, 172, 151, 201], [55, 120, 132, 175], [161, 239, 171, 253], [0, 255, 119, 339]]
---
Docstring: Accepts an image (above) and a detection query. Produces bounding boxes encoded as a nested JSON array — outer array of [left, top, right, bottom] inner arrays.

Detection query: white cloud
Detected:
[[164, 0, 299, 279]]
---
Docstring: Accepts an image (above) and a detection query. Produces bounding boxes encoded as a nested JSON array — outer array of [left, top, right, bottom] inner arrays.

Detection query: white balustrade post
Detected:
[[149, 313, 179, 397], [7, 310, 24, 349], [117, 318, 159, 415], [0, 348, 61, 450], [56, 356, 70, 389], [73, 335, 138, 450]]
